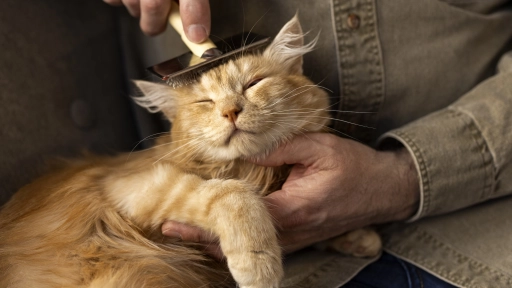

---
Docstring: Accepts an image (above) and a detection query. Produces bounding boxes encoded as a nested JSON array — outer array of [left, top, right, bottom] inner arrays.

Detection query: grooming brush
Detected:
[[147, 1, 271, 87]]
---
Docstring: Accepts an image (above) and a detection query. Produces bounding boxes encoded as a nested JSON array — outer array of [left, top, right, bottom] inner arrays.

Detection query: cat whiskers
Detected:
[[151, 136, 205, 165], [264, 114, 362, 142], [241, 9, 271, 57], [173, 129, 231, 165], [269, 107, 375, 115], [263, 85, 315, 109], [127, 129, 204, 162], [273, 120, 315, 142], [145, 132, 202, 152], [151, 134, 202, 151], [125, 131, 170, 162], [261, 125, 281, 149], [264, 84, 332, 109], [288, 116, 362, 141], [260, 119, 311, 144], [272, 114, 375, 130], [173, 139, 209, 165], [265, 103, 376, 129]]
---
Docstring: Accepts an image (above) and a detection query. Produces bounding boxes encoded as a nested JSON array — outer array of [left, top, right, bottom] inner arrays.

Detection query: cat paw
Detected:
[[327, 228, 382, 258], [227, 249, 283, 288]]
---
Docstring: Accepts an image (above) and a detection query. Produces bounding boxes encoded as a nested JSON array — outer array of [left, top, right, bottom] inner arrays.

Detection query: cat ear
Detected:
[[263, 14, 318, 74], [132, 80, 177, 118]]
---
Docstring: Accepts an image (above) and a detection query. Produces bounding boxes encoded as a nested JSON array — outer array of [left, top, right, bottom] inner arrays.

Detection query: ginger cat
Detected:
[[0, 16, 380, 288]]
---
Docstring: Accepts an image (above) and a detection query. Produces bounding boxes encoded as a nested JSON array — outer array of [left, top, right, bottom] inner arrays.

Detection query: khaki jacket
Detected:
[[282, 0, 512, 287]]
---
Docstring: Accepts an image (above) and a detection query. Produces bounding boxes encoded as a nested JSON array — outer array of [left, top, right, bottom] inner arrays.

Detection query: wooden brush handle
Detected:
[[169, 1, 217, 58]]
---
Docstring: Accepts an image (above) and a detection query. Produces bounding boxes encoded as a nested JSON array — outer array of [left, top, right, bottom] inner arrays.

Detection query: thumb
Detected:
[[162, 220, 218, 244], [250, 134, 321, 167], [263, 190, 292, 221], [180, 0, 211, 43]]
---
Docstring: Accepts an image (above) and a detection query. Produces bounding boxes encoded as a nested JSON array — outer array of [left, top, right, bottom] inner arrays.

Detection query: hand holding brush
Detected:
[[103, 0, 211, 41]]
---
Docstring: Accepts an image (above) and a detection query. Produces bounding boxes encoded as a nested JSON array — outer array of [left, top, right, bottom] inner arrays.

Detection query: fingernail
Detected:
[[163, 230, 182, 239], [187, 24, 208, 43]]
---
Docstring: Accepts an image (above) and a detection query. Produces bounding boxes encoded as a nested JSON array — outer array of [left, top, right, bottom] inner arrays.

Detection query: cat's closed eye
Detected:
[[245, 78, 264, 90], [195, 99, 214, 104]]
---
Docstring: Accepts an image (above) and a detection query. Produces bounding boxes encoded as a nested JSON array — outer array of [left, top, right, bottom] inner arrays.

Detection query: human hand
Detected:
[[162, 133, 420, 257], [250, 133, 420, 252], [103, 0, 210, 41]]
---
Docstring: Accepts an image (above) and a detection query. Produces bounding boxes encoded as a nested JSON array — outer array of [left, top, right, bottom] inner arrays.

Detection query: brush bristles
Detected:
[[165, 38, 271, 88], [164, 55, 236, 88]]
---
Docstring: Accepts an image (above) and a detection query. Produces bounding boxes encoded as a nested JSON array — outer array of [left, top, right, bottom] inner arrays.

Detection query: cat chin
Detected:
[[205, 145, 265, 161], [205, 147, 243, 161]]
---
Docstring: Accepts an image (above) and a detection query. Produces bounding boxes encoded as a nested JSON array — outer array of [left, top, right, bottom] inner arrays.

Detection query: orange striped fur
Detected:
[[0, 16, 332, 287]]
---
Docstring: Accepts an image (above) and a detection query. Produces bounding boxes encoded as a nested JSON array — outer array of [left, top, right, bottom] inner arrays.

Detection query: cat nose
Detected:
[[222, 107, 242, 123]]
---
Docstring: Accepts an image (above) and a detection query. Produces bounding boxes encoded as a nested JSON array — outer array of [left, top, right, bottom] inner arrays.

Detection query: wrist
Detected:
[[374, 148, 420, 223], [393, 148, 421, 221]]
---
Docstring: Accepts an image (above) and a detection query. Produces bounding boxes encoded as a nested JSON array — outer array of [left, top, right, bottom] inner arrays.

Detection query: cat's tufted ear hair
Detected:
[[263, 14, 318, 75], [132, 80, 177, 118]]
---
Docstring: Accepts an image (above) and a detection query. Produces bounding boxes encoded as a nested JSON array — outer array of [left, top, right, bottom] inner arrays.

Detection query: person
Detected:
[[109, 1, 512, 287]]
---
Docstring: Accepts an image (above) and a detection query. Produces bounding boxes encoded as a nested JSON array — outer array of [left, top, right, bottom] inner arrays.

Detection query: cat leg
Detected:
[[324, 228, 382, 258], [199, 179, 283, 288], [105, 164, 283, 288]]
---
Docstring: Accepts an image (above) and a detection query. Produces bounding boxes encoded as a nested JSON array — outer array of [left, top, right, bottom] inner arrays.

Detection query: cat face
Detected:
[[135, 15, 330, 160]]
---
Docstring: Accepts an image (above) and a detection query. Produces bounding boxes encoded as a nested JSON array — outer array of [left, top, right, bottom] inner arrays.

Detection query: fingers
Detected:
[[162, 220, 223, 260], [162, 220, 218, 243], [121, 0, 141, 17], [264, 189, 334, 254], [103, 0, 123, 6], [202, 243, 224, 260], [139, 0, 172, 36], [179, 0, 211, 43], [104, 0, 172, 36], [264, 189, 311, 232], [251, 134, 325, 167], [104, 0, 211, 40]]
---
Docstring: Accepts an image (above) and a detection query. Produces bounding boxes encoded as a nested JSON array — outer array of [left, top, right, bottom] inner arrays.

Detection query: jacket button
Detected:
[[70, 99, 95, 130], [347, 13, 360, 29]]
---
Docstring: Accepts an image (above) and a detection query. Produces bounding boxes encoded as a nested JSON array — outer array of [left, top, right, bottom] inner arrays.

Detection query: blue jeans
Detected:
[[343, 252, 456, 288]]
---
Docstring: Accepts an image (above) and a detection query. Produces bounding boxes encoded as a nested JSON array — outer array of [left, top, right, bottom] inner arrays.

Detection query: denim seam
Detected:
[[396, 256, 415, 288], [282, 251, 380, 288], [371, 0, 386, 122], [296, 257, 341, 287], [392, 130, 432, 218], [332, 0, 384, 142], [382, 107, 495, 218], [376, 133, 425, 222], [413, 266, 425, 288], [289, 256, 374, 288], [448, 107, 495, 200], [385, 226, 512, 287]]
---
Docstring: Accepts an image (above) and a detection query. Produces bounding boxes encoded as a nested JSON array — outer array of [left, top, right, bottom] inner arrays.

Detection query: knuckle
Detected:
[[123, 0, 139, 5], [318, 133, 337, 149], [103, 0, 122, 5], [142, 0, 165, 13], [198, 231, 211, 243], [189, 233, 202, 243], [181, 226, 207, 243], [280, 214, 301, 230], [141, 24, 165, 36]]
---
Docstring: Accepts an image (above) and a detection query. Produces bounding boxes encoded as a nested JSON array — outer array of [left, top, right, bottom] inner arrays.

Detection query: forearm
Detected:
[[378, 51, 512, 220]]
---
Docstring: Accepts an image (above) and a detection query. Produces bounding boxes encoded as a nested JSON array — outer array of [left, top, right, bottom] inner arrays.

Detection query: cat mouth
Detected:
[[225, 128, 255, 145]]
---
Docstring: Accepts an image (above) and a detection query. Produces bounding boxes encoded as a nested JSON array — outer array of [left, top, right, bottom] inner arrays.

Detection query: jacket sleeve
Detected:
[[378, 51, 512, 221]]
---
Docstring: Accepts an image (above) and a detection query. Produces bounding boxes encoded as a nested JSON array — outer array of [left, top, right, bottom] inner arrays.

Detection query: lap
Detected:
[[343, 252, 456, 288]]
